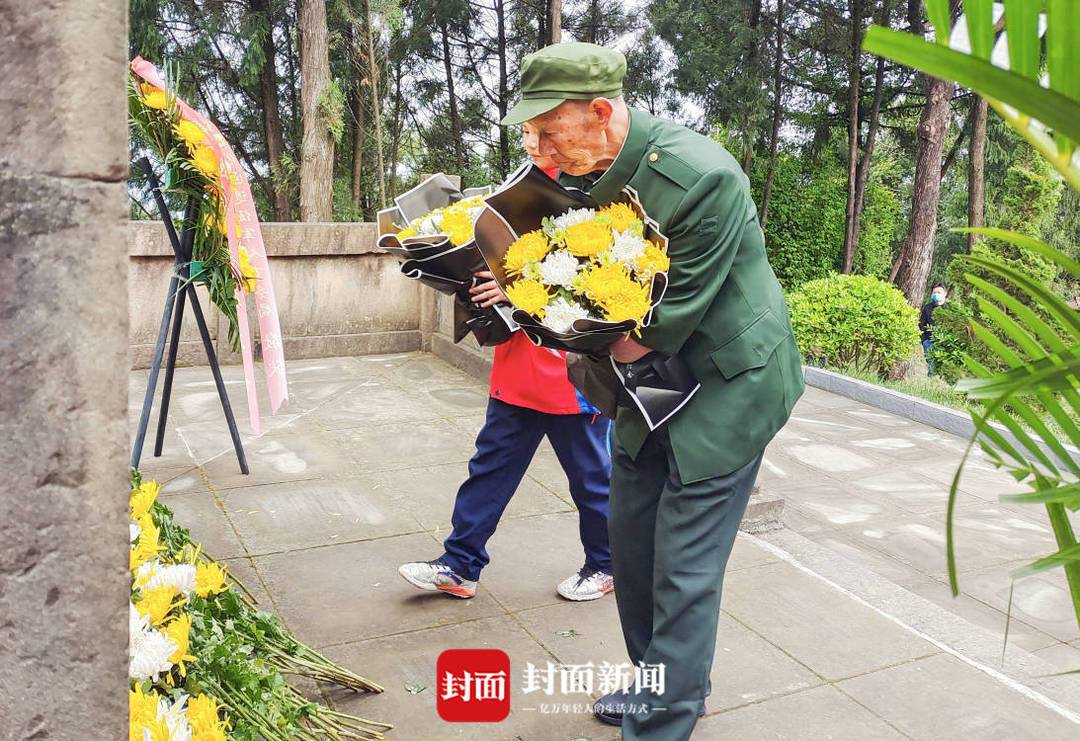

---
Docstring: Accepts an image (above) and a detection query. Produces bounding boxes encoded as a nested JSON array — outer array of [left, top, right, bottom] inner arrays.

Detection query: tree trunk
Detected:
[[252, 0, 290, 220], [741, 0, 763, 176], [389, 57, 404, 200], [364, 0, 386, 208], [496, 0, 510, 176], [298, 0, 334, 221], [350, 85, 365, 215], [967, 95, 987, 250], [891, 76, 954, 303], [760, 0, 785, 230], [841, 0, 863, 273], [440, 15, 465, 172], [548, 0, 562, 44]]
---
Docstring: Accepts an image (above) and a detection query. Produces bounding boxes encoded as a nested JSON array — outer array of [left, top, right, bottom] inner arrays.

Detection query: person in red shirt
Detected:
[[399, 154, 614, 601]]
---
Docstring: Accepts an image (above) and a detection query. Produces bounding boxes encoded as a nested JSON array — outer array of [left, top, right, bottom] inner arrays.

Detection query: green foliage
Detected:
[[856, 176, 903, 279], [926, 301, 974, 384], [318, 78, 347, 145], [752, 150, 845, 287], [787, 273, 920, 377]]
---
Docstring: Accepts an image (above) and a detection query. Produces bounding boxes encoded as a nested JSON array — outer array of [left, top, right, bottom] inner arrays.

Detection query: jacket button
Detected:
[[649, 152, 659, 162]]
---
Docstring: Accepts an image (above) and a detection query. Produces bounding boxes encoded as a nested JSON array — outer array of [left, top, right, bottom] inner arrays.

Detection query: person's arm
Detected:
[[919, 304, 932, 333], [637, 167, 751, 355]]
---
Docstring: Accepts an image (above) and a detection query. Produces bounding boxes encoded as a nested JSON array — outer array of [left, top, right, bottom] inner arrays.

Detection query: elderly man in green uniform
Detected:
[[501, 42, 804, 740]]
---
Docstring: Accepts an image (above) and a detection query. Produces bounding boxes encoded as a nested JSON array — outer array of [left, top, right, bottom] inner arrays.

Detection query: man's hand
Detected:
[[470, 270, 508, 307], [611, 335, 651, 363]]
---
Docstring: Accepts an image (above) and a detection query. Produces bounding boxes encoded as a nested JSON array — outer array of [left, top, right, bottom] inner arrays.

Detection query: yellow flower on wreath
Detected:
[[164, 613, 197, 680], [634, 243, 670, 281], [195, 560, 229, 598], [599, 202, 641, 233], [190, 145, 220, 182], [140, 82, 169, 111], [137, 584, 185, 626], [130, 480, 160, 521], [504, 230, 552, 276], [187, 694, 230, 741], [564, 219, 613, 259], [175, 119, 207, 149], [238, 247, 257, 293], [505, 279, 554, 317]]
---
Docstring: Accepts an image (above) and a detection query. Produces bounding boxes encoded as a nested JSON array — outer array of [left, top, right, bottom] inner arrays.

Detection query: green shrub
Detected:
[[788, 273, 920, 377], [926, 302, 973, 384]]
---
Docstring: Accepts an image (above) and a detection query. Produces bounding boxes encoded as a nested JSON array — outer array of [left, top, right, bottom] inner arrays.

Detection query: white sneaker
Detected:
[[557, 566, 614, 601], [398, 559, 477, 599]]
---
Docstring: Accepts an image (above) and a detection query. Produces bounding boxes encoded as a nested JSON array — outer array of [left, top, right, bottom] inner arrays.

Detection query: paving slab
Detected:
[[694, 684, 907, 739], [838, 652, 1080, 740], [159, 488, 246, 560], [723, 560, 939, 680], [336, 418, 478, 473], [320, 616, 619, 741], [252, 533, 505, 648], [220, 476, 423, 554]]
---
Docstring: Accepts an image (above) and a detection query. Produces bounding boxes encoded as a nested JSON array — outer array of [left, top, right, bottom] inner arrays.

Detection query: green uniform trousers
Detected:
[[610, 428, 762, 741]]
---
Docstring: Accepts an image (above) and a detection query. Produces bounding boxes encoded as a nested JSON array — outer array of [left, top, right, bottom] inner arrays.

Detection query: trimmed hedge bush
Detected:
[[788, 273, 920, 377]]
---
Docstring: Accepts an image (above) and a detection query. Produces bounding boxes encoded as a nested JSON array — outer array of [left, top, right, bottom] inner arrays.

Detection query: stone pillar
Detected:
[[0, 1, 130, 738]]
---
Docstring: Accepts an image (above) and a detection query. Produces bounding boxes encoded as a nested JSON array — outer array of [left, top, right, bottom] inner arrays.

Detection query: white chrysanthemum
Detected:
[[129, 604, 177, 681], [143, 563, 197, 596], [540, 297, 593, 334], [417, 213, 441, 235], [552, 207, 596, 230], [609, 229, 649, 264], [161, 695, 193, 741], [130, 521, 142, 542], [538, 250, 581, 289]]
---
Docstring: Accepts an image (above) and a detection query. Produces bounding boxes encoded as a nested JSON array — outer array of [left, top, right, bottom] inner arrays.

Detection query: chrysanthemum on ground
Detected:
[[129, 605, 178, 681], [194, 561, 229, 598]]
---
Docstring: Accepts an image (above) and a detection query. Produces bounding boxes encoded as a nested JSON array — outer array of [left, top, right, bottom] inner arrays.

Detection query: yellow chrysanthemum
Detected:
[[600, 278, 653, 324], [164, 614, 197, 679], [140, 82, 169, 111], [187, 694, 229, 741], [564, 219, 614, 259], [130, 516, 164, 571], [634, 243, 670, 281], [577, 263, 634, 305], [397, 225, 418, 239], [238, 247, 257, 293], [130, 480, 160, 521], [130, 684, 161, 741], [440, 208, 475, 246], [599, 202, 641, 233], [190, 145, 219, 181], [140, 717, 173, 741], [504, 230, 553, 276], [136, 585, 184, 626], [195, 561, 229, 598], [175, 119, 206, 149], [505, 279, 554, 317]]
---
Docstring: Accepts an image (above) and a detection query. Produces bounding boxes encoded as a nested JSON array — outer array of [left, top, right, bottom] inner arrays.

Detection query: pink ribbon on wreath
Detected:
[[132, 57, 289, 434]]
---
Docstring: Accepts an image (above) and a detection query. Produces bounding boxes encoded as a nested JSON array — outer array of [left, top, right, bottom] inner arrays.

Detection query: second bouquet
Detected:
[[473, 163, 670, 353]]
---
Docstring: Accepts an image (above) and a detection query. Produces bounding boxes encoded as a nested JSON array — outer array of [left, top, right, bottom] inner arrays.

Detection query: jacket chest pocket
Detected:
[[710, 309, 788, 380]]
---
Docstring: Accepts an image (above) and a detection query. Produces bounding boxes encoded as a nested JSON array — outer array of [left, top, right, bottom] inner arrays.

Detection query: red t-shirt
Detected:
[[488, 164, 598, 415]]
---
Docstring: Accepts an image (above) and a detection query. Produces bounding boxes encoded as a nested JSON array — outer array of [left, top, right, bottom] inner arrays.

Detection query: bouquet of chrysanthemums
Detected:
[[472, 163, 670, 354], [378, 174, 514, 347]]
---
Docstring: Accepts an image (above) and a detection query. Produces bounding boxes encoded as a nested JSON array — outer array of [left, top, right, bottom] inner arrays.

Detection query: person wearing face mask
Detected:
[[920, 283, 948, 377]]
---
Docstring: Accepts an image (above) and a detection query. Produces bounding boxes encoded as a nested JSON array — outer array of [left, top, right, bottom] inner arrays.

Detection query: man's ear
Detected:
[[590, 98, 614, 127]]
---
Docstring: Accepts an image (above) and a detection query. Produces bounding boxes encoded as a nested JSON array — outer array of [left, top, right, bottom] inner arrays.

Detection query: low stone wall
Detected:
[[128, 221, 423, 368]]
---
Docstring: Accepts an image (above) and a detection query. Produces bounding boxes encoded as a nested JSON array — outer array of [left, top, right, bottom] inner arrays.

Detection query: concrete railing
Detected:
[[128, 221, 426, 369]]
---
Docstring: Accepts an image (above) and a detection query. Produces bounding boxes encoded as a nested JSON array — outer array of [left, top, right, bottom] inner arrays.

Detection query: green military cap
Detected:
[[500, 42, 626, 126]]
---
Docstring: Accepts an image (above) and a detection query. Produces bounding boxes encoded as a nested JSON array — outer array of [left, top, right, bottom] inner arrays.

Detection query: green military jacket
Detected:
[[561, 108, 805, 483]]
